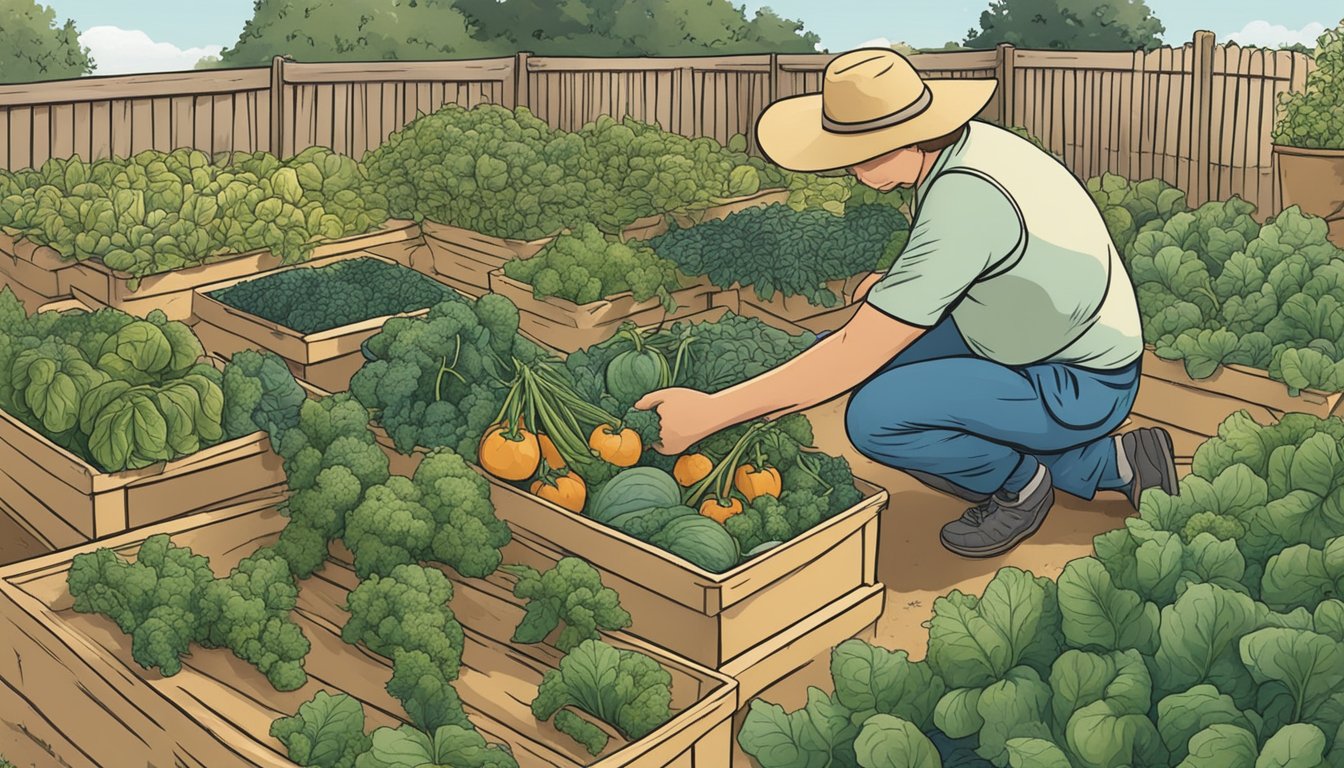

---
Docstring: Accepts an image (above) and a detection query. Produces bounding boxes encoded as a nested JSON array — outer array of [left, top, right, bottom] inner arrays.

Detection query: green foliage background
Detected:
[[0, 0, 93, 82], [964, 0, 1165, 51]]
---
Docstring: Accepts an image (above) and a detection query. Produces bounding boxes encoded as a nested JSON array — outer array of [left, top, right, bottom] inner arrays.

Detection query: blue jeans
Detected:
[[843, 319, 1140, 500]]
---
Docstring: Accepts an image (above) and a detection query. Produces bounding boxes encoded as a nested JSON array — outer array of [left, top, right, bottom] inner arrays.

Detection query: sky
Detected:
[[44, 0, 1344, 76]]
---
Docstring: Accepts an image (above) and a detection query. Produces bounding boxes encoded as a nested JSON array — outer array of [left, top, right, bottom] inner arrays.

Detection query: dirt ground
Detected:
[[802, 396, 1136, 659]]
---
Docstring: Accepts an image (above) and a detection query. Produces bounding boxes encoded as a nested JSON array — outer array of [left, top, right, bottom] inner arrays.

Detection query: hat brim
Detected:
[[756, 79, 998, 173]]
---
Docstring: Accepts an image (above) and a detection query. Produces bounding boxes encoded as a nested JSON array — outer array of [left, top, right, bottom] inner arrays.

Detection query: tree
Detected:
[[218, 0, 821, 63], [964, 0, 1164, 51], [455, 0, 820, 54], [215, 0, 504, 67], [0, 0, 93, 82]]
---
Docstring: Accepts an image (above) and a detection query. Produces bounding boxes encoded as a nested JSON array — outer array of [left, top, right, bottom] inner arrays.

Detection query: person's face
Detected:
[[849, 147, 923, 192]]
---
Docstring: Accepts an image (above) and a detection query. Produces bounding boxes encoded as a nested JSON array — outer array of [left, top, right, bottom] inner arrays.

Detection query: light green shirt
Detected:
[[866, 121, 1142, 370]]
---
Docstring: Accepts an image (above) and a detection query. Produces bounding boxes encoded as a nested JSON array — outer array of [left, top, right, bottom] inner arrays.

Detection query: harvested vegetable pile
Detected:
[[741, 410, 1344, 768], [206, 257, 461, 334], [355, 295, 865, 573], [0, 147, 388, 279], [647, 203, 908, 305]]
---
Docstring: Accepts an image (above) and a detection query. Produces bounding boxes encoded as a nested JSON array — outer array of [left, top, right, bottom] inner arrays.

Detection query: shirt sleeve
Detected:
[[865, 170, 1024, 328]]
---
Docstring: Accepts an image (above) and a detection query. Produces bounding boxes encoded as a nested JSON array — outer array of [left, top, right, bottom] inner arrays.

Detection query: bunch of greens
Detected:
[[532, 639, 675, 756], [503, 222, 684, 307], [269, 394, 392, 579], [647, 203, 908, 305], [740, 410, 1344, 768], [505, 558, 632, 651], [576, 117, 784, 231], [1125, 202, 1344, 393], [1273, 20, 1344, 149], [68, 534, 311, 691], [363, 104, 588, 241], [0, 289, 250, 471], [351, 294, 546, 461], [0, 148, 387, 279], [208, 257, 461, 335], [1086, 173, 1190, 255]]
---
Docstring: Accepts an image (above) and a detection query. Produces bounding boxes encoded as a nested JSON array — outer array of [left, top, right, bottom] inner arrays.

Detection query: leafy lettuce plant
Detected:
[[739, 410, 1344, 768], [1273, 20, 1344, 149]]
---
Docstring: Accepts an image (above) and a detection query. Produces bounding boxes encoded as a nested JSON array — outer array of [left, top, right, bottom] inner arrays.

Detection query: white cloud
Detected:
[[79, 26, 224, 76], [1225, 20, 1327, 49]]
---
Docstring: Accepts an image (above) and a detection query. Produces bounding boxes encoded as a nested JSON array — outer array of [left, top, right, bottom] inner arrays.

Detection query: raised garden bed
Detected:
[[367, 419, 884, 672], [193, 254, 460, 392], [421, 220, 558, 297], [0, 399, 284, 551], [735, 272, 874, 335], [0, 502, 738, 768], [57, 220, 419, 321], [0, 231, 78, 313], [488, 269, 718, 353], [1128, 348, 1342, 464], [668, 189, 790, 230]]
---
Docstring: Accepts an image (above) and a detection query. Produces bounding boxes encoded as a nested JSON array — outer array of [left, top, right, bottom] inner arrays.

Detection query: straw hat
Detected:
[[756, 48, 997, 172]]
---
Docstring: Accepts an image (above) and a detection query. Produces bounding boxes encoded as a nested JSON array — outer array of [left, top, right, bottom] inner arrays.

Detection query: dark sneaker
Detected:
[[905, 469, 991, 503], [940, 465, 1054, 558], [1120, 428, 1180, 508]]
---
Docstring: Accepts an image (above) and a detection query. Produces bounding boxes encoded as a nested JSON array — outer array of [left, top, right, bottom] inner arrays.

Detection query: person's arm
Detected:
[[637, 172, 1022, 454]]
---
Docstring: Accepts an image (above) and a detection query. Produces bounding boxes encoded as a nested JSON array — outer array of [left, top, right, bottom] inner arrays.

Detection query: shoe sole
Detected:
[[939, 487, 1056, 558], [1126, 428, 1180, 507]]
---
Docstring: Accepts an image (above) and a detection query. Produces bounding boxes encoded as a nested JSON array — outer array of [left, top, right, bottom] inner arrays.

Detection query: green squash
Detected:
[[605, 346, 670, 406], [607, 505, 697, 540], [652, 515, 741, 573], [588, 467, 681, 523], [745, 541, 784, 557]]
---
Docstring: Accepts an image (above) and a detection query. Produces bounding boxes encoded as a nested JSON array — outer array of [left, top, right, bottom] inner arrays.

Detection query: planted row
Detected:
[[740, 410, 1344, 767], [0, 147, 389, 278], [363, 104, 848, 240]]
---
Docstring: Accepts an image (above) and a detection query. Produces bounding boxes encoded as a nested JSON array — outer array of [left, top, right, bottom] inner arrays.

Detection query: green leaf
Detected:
[[511, 599, 560, 645], [1057, 558, 1159, 654], [1177, 724, 1258, 768], [1157, 685, 1253, 763], [927, 568, 1061, 689], [1154, 584, 1261, 705], [853, 715, 942, 768], [1240, 628, 1344, 730], [1255, 723, 1328, 768], [974, 666, 1053, 766], [1005, 738, 1072, 768], [831, 640, 944, 730], [933, 688, 984, 740]]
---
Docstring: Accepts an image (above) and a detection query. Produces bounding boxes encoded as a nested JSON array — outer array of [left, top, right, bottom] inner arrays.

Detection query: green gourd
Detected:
[[587, 467, 681, 523], [652, 515, 741, 573], [605, 327, 671, 407]]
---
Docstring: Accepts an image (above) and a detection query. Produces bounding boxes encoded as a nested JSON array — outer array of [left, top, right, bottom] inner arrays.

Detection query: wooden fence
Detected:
[[0, 32, 1313, 216]]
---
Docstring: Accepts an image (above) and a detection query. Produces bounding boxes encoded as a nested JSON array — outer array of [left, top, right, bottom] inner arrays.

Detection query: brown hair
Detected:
[[915, 124, 967, 153]]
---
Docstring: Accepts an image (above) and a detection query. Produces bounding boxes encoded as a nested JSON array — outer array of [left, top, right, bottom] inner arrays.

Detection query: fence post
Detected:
[[269, 55, 288, 158], [1190, 30, 1216, 206], [768, 52, 780, 102], [996, 43, 1016, 126], [514, 51, 532, 111]]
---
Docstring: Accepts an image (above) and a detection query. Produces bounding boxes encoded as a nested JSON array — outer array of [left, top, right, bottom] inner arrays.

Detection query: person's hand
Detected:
[[634, 388, 722, 455]]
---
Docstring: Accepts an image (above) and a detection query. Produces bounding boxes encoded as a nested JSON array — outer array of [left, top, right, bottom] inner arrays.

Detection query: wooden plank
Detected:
[[8, 107, 32, 170], [530, 55, 770, 73], [211, 93, 232, 155], [0, 109, 8, 170], [0, 69, 269, 106], [30, 104, 50, 168], [129, 98, 152, 154], [151, 96, 171, 153], [313, 83, 333, 149], [48, 103, 74, 160], [71, 101, 91, 162], [331, 83, 349, 155], [193, 94, 212, 155], [170, 95, 193, 150], [230, 92, 250, 154], [381, 81, 397, 147], [283, 58, 514, 82]]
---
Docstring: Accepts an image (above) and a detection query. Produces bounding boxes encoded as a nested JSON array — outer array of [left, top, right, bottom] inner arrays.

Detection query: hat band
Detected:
[[821, 85, 933, 135]]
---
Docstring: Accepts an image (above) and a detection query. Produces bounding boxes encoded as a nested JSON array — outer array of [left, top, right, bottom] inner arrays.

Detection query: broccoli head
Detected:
[[506, 558, 631, 651], [341, 563, 464, 682]]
